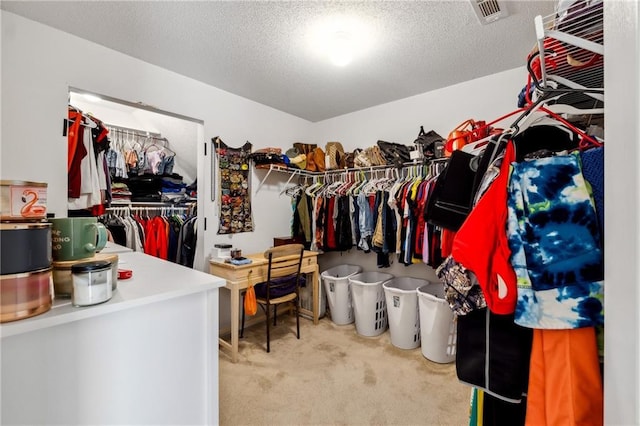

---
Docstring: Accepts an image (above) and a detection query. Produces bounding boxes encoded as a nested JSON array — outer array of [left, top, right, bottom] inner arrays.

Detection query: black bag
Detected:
[[414, 126, 445, 159], [455, 308, 533, 403], [425, 136, 505, 231], [376, 140, 411, 167], [249, 152, 285, 165], [425, 150, 479, 231]]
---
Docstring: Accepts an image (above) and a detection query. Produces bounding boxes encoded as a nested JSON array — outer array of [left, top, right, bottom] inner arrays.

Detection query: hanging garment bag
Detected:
[[424, 150, 479, 231]]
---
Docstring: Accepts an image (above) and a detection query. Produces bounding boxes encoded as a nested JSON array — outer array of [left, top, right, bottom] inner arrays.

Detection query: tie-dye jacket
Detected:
[[507, 151, 604, 329]]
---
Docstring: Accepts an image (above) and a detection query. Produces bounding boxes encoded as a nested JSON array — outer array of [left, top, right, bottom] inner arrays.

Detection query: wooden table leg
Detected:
[[312, 265, 319, 325], [230, 286, 239, 363]]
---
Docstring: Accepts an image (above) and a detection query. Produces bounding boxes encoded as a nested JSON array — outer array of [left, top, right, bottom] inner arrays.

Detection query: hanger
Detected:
[[350, 171, 368, 195], [305, 176, 323, 196], [539, 106, 603, 149], [67, 106, 98, 129], [339, 171, 362, 195], [499, 93, 602, 160], [82, 113, 98, 129], [544, 102, 604, 116], [325, 177, 346, 197], [158, 137, 176, 156], [515, 103, 601, 148], [143, 136, 161, 152], [518, 111, 574, 139]]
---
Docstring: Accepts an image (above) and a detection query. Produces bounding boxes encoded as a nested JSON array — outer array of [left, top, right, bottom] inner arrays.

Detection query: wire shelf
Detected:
[[528, 1, 603, 108]]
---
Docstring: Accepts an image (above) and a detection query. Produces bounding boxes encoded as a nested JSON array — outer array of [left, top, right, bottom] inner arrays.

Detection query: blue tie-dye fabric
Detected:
[[580, 146, 604, 238], [507, 151, 604, 329]]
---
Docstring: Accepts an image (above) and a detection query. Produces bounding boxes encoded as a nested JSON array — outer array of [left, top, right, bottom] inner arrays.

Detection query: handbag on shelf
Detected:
[[354, 145, 387, 168], [376, 140, 412, 167], [344, 149, 360, 169], [414, 126, 445, 159], [313, 147, 326, 172], [250, 151, 286, 166], [353, 148, 372, 168], [294, 142, 318, 172], [444, 119, 492, 157], [325, 141, 346, 170], [249, 147, 284, 167]]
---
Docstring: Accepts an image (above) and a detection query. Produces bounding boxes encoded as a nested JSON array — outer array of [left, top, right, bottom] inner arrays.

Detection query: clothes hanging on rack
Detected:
[[67, 106, 111, 216], [101, 205, 197, 266], [512, 4, 605, 422], [106, 125, 177, 178], [446, 118, 604, 425], [67, 107, 189, 214], [287, 162, 448, 268]]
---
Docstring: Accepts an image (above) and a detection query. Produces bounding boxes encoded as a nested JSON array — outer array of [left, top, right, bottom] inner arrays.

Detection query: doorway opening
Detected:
[[67, 87, 206, 268]]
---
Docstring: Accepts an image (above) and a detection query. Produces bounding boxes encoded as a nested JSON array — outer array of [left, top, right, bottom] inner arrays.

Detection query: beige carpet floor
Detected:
[[219, 314, 471, 425]]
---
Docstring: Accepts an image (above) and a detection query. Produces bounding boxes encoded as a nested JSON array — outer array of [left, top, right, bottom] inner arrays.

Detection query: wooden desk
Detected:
[[209, 250, 319, 363]]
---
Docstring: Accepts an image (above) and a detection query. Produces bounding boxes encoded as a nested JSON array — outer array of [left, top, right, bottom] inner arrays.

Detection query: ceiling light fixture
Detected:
[[328, 31, 353, 67], [307, 15, 374, 67]]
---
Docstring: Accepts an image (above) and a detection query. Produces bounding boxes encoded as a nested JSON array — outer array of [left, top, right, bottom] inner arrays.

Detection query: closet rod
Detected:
[[105, 206, 189, 217], [255, 158, 446, 193], [261, 159, 442, 177], [106, 206, 188, 211], [105, 123, 163, 139], [110, 201, 185, 207]]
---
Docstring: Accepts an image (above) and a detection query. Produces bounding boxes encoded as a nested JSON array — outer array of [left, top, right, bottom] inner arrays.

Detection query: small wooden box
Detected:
[[273, 236, 305, 247]]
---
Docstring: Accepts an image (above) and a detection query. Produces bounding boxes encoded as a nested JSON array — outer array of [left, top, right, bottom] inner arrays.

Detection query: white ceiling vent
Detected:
[[470, 0, 509, 25]]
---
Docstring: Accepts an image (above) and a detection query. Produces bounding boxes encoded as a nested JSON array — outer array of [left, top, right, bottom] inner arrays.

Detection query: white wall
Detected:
[[603, 2, 640, 424], [312, 68, 524, 152]]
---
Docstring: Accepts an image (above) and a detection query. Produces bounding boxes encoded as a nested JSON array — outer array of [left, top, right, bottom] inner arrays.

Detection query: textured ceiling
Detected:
[[1, 1, 556, 122]]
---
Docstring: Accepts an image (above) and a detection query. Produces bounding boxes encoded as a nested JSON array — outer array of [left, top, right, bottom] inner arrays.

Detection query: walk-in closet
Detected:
[[1, 1, 638, 425]]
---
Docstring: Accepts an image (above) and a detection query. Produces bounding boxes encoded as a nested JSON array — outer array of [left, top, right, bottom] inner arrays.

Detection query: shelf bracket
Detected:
[[255, 166, 274, 194]]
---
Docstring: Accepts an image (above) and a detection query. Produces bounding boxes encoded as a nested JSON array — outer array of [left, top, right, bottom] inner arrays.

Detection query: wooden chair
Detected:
[[240, 244, 305, 353]]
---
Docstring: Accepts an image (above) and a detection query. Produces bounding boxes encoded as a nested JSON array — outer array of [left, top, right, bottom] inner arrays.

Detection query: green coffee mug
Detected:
[[50, 217, 108, 261]]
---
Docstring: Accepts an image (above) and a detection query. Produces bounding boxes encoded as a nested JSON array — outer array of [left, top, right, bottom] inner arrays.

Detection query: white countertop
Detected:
[[0, 251, 225, 338], [100, 241, 134, 254]]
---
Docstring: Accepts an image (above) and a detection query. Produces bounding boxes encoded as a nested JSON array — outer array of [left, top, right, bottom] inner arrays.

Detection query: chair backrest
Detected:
[[264, 244, 305, 281], [259, 244, 305, 300]]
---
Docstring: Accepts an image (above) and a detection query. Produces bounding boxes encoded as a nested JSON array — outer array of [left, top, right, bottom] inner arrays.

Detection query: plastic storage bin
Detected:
[[300, 273, 326, 319], [321, 264, 362, 325], [383, 277, 430, 349], [417, 283, 457, 363], [349, 272, 394, 337]]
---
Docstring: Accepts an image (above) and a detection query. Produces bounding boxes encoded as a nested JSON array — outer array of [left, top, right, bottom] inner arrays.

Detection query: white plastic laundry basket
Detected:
[[383, 277, 430, 350], [417, 284, 457, 363], [349, 272, 394, 337], [321, 264, 362, 325]]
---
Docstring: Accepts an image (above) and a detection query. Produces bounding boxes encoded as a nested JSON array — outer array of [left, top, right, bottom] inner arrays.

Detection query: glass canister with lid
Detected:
[[53, 253, 119, 298], [71, 260, 113, 307]]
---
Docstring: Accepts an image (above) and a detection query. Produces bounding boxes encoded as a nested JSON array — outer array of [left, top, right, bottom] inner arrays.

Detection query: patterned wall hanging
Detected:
[[213, 137, 253, 234]]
